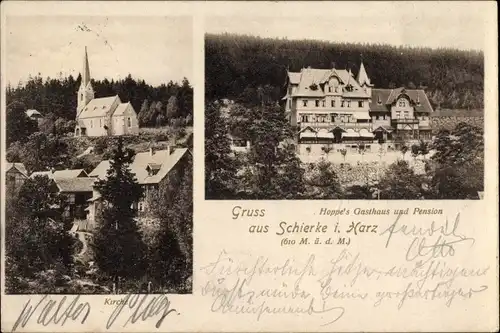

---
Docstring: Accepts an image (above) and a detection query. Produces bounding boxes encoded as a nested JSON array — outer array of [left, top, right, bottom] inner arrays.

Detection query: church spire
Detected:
[[77, 46, 94, 116], [82, 46, 91, 86]]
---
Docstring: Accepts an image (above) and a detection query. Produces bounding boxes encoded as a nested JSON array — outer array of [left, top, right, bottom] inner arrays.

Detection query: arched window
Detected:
[[398, 99, 407, 107]]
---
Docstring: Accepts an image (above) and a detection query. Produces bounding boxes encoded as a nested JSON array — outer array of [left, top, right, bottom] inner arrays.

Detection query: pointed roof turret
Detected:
[[357, 61, 373, 87], [82, 46, 91, 87]]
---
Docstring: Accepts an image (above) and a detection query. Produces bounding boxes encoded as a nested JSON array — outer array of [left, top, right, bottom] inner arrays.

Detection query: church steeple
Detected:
[[82, 46, 91, 88], [77, 46, 94, 117]]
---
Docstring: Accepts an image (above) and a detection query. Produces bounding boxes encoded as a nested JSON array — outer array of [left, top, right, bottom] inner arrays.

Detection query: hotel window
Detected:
[[303, 100, 308, 107], [331, 114, 336, 122], [288, 99, 292, 108], [358, 101, 364, 108], [341, 100, 345, 108], [322, 100, 326, 107], [127, 117, 131, 127], [315, 100, 320, 107], [335, 87, 339, 93], [396, 111, 401, 118], [331, 100, 335, 107], [376, 115, 380, 120], [328, 86, 332, 92], [403, 111, 409, 118], [347, 100, 351, 108]]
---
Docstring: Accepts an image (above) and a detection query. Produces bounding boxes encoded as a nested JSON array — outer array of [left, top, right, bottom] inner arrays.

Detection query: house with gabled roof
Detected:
[[74, 47, 139, 137], [284, 60, 434, 145], [88, 146, 191, 217], [5, 162, 28, 191], [30, 168, 95, 220]]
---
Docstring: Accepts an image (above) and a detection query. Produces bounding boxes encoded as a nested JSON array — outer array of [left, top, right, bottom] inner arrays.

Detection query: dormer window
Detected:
[[146, 163, 161, 176], [377, 95, 382, 104]]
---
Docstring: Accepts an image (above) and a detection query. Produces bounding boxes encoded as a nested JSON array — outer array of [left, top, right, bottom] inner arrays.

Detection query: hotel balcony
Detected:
[[299, 121, 371, 129], [392, 118, 419, 124]]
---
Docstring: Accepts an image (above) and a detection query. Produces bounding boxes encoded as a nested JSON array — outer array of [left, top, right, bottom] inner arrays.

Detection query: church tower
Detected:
[[77, 46, 94, 117]]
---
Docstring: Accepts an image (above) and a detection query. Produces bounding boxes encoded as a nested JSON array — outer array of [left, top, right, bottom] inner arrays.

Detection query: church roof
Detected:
[[78, 95, 120, 119], [89, 148, 189, 185], [112, 102, 131, 116]]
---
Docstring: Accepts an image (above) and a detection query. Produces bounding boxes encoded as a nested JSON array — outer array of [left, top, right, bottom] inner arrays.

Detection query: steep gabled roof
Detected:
[[112, 102, 132, 116], [55, 177, 96, 193], [370, 88, 433, 113], [6, 162, 28, 177], [291, 67, 369, 98], [89, 148, 189, 185], [31, 169, 88, 179]]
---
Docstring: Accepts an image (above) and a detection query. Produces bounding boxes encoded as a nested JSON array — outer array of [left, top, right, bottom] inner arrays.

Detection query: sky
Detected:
[[5, 16, 193, 86], [205, 2, 486, 52]]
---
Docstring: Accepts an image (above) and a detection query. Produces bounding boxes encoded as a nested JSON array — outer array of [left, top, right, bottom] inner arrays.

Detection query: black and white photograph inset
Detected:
[[204, 13, 485, 200], [4, 16, 193, 294]]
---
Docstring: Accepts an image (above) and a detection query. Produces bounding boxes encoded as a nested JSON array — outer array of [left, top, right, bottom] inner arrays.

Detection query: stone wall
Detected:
[[430, 110, 484, 133]]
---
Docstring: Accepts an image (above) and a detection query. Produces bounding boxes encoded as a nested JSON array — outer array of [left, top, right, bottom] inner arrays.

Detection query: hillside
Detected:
[[205, 33, 484, 110]]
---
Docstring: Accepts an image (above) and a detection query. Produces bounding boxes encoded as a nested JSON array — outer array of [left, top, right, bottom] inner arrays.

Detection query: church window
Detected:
[[127, 117, 131, 127], [358, 101, 364, 108]]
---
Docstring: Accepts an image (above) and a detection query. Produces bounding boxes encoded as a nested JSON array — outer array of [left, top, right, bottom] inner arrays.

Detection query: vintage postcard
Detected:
[[1, 1, 499, 332]]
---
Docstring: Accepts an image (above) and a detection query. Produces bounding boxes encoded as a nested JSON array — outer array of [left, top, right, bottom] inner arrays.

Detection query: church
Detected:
[[74, 47, 139, 137]]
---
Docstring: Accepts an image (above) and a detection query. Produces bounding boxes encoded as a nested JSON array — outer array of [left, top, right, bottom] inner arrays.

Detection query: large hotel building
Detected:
[[283, 62, 433, 148]]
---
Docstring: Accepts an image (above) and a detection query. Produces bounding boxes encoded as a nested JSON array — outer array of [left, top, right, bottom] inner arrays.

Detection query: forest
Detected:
[[6, 73, 193, 125], [205, 33, 484, 110]]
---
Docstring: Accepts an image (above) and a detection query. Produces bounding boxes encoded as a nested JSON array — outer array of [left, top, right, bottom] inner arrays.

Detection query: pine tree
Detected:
[[205, 102, 238, 199], [92, 138, 147, 285]]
